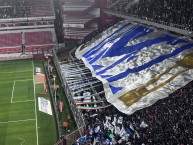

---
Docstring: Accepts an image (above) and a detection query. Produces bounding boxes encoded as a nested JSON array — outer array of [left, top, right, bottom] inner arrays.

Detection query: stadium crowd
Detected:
[[76, 81, 193, 145], [0, 0, 30, 18], [109, 0, 193, 31]]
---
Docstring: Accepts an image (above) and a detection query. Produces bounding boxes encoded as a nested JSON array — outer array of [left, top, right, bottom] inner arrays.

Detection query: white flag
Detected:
[[117, 116, 123, 124], [112, 116, 117, 126], [104, 120, 109, 129], [76, 20, 193, 115], [120, 125, 126, 137], [114, 126, 120, 135], [108, 123, 114, 133]]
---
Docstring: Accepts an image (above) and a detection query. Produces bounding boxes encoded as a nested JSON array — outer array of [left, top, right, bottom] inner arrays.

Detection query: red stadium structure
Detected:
[[61, 0, 117, 41], [0, 0, 56, 60]]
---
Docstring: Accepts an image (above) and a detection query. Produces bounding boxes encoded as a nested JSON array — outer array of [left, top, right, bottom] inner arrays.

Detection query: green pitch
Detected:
[[0, 59, 57, 145]]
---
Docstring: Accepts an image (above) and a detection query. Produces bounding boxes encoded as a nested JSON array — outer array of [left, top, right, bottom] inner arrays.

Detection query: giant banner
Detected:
[[76, 21, 193, 115]]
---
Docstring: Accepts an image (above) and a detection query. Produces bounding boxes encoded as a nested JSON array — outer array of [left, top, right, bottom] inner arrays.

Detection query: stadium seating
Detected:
[[0, 47, 21, 53], [64, 27, 97, 40], [81, 81, 193, 145], [0, 30, 54, 54], [109, 0, 193, 31], [25, 45, 54, 52], [64, 15, 96, 28], [25, 31, 53, 45], [0, 0, 54, 19], [0, 33, 21, 47], [63, 1, 95, 15], [58, 58, 193, 145]]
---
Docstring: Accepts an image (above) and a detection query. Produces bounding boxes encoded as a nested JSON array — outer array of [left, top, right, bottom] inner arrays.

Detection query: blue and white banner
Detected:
[[76, 20, 193, 115], [38, 97, 52, 115]]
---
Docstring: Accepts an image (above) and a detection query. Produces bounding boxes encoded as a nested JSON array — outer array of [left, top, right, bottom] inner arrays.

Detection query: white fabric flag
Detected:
[[140, 121, 148, 128], [120, 125, 126, 137], [117, 116, 123, 124], [104, 120, 109, 129], [106, 116, 111, 120], [114, 126, 120, 135], [76, 20, 193, 115], [112, 116, 117, 126], [108, 122, 114, 133]]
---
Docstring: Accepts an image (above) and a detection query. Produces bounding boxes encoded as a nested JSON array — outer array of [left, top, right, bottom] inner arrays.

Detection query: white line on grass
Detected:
[[12, 100, 35, 103], [0, 79, 33, 84], [0, 119, 35, 124], [32, 59, 39, 145], [0, 70, 32, 74], [15, 79, 33, 82], [11, 81, 15, 103]]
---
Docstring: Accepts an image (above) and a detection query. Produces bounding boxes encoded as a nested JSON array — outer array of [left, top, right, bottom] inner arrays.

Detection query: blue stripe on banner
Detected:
[[96, 34, 175, 75], [100, 74, 112, 78], [96, 55, 136, 75], [107, 43, 193, 83], [85, 25, 137, 60], [102, 34, 175, 58], [88, 25, 153, 64], [109, 84, 123, 94], [92, 64, 104, 70], [132, 28, 154, 40], [171, 39, 187, 45], [83, 22, 132, 58]]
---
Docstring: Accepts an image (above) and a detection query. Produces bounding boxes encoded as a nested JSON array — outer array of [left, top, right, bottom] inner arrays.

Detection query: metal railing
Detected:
[[43, 59, 62, 138], [52, 49, 86, 134]]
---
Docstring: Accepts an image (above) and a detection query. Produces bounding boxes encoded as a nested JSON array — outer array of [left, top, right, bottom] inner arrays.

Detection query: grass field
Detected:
[[0, 59, 57, 145]]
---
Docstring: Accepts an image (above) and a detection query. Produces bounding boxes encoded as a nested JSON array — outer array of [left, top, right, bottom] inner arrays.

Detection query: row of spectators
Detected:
[[0, 0, 53, 18], [77, 80, 193, 144], [0, 0, 29, 18], [108, 0, 193, 31]]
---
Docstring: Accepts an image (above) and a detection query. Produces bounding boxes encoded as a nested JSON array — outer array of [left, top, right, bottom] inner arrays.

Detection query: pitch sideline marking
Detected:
[[11, 81, 15, 103], [0, 70, 32, 75], [15, 79, 33, 82], [0, 79, 33, 84], [0, 119, 35, 124], [12, 100, 35, 103], [32, 59, 39, 145]]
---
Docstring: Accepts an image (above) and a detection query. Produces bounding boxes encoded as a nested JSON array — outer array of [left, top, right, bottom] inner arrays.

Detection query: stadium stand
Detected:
[[64, 27, 97, 40], [81, 81, 193, 145], [0, 33, 21, 47], [54, 54, 193, 144], [63, 15, 96, 28], [0, 0, 54, 19], [0, 47, 22, 54], [61, 0, 118, 42], [0, 32, 22, 54], [63, 1, 95, 15], [0, 0, 56, 58], [2, 0, 193, 145], [0, 29, 55, 56], [107, 0, 193, 32], [29, 0, 54, 17], [60, 0, 118, 43], [54, 54, 193, 145], [25, 31, 54, 45]]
